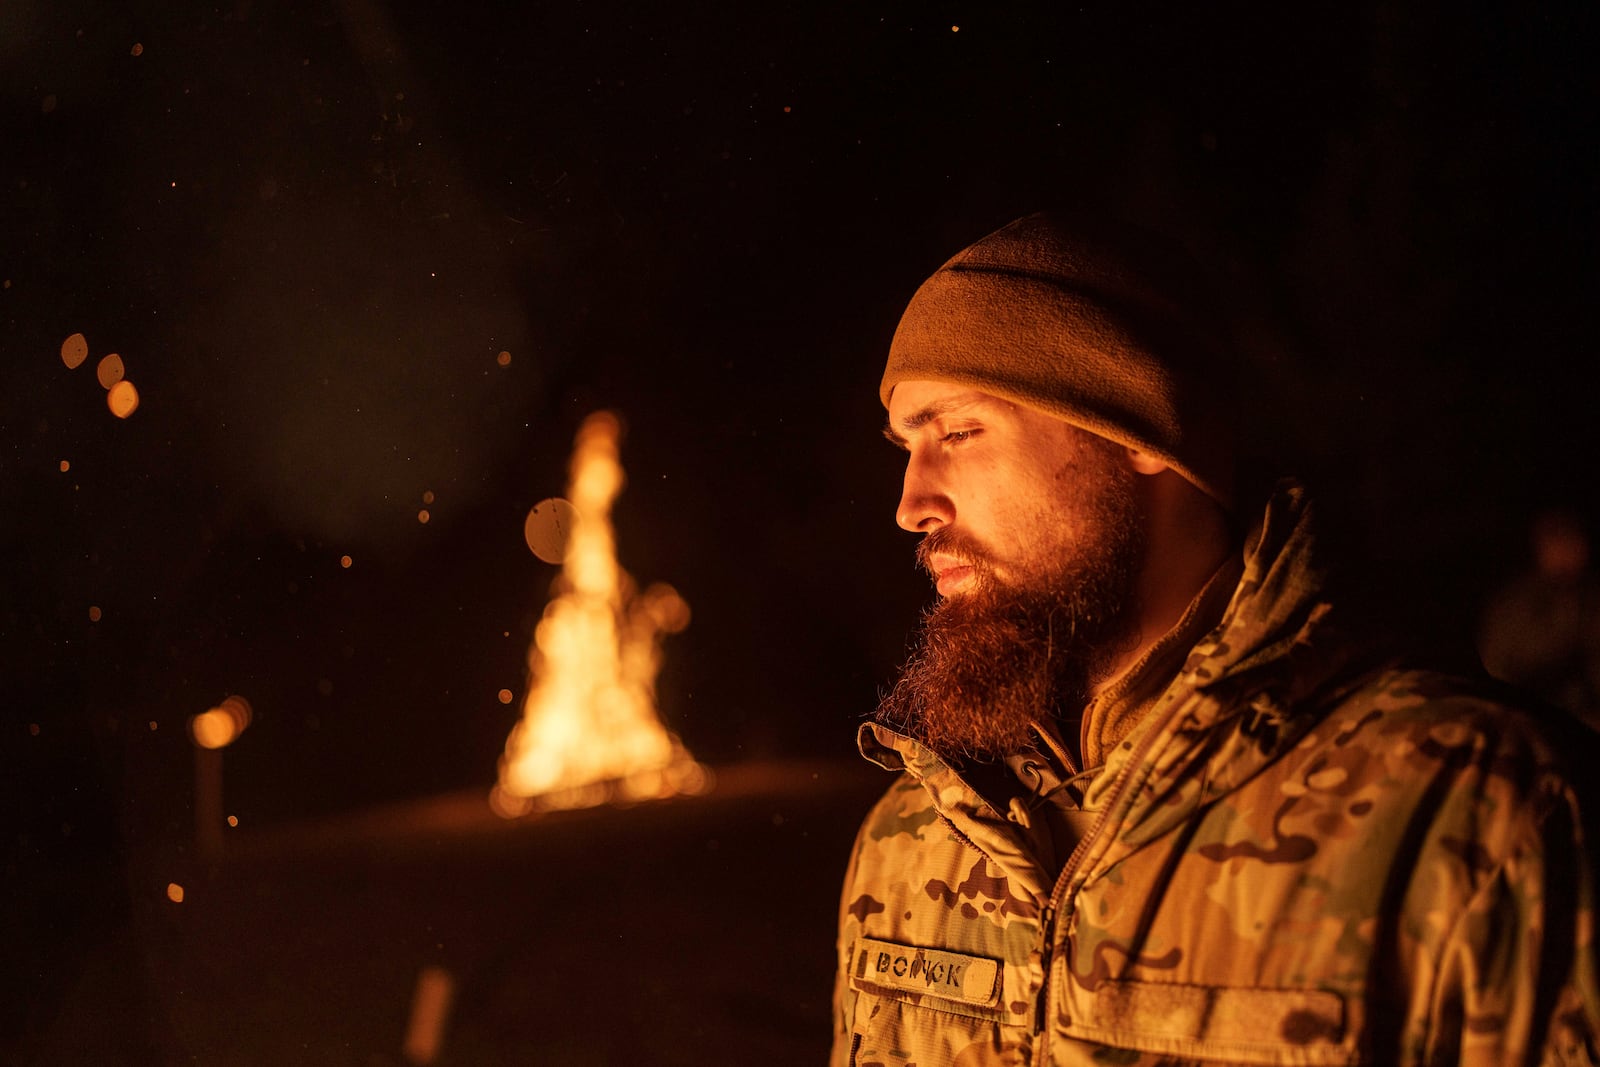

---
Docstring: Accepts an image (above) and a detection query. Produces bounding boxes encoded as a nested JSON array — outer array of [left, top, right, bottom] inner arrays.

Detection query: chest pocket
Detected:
[[1059, 977, 1358, 1066]]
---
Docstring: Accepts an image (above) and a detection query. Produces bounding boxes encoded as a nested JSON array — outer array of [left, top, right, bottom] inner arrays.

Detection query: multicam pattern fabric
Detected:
[[833, 484, 1600, 1066]]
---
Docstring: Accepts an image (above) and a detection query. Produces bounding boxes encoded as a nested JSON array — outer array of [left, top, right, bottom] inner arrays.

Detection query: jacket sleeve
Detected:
[[1426, 779, 1599, 1066]]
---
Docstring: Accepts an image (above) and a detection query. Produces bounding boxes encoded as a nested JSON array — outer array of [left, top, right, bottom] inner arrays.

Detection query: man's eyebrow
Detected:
[[882, 399, 980, 448]]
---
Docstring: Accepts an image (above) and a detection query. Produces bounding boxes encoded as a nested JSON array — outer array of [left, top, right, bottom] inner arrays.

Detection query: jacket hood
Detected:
[[1102, 480, 1401, 848]]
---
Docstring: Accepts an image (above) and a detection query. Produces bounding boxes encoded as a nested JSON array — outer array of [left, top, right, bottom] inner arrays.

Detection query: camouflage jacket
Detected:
[[833, 484, 1600, 1066]]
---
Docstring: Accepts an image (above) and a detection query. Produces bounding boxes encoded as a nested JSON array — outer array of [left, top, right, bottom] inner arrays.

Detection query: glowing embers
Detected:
[[61, 333, 89, 369], [59, 333, 141, 418], [492, 412, 706, 817]]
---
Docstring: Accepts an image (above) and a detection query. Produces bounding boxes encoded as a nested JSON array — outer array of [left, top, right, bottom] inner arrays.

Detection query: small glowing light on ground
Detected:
[[493, 412, 707, 817], [88, 605, 102, 622], [496, 350, 512, 367], [191, 697, 251, 861], [59, 460, 70, 472], [96, 353, 125, 389], [418, 509, 430, 524], [227, 815, 238, 827], [108, 380, 139, 418], [341, 555, 353, 569], [60, 333, 88, 369], [167, 882, 185, 903]]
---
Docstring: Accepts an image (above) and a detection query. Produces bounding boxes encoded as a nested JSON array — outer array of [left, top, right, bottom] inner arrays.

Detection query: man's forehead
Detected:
[[886, 382, 1008, 428]]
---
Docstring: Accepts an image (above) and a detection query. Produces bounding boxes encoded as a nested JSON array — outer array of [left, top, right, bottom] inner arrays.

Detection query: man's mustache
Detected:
[[914, 527, 991, 579]]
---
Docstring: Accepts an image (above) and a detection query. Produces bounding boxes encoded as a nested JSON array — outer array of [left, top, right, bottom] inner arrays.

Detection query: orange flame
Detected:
[[491, 412, 706, 816]]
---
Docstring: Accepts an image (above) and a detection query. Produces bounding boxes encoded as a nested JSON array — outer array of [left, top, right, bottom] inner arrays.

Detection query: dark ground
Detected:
[[10, 758, 887, 1066]]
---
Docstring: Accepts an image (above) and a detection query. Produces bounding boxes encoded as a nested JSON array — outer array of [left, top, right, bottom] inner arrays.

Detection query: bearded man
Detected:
[[831, 212, 1600, 1066]]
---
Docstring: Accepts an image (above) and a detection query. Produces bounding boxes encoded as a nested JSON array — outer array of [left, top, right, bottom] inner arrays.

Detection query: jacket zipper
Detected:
[[1031, 705, 1179, 1066], [1033, 899, 1056, 1025]]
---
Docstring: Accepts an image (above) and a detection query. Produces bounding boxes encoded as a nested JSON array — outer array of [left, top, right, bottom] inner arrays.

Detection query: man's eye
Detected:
[[942, 429, 977, 444]]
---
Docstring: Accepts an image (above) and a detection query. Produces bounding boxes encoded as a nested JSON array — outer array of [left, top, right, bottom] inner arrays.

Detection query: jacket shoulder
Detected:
[[1324, 664, 1593, 776]]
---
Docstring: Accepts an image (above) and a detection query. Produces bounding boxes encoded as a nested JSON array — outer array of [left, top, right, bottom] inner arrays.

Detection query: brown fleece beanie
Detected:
[[881, 212, 1237, 509]]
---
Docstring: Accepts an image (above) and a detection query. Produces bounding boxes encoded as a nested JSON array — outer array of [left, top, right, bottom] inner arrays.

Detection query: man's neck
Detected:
[[1079, 552, 1244, 768], [1092, 468, 1235, 700]]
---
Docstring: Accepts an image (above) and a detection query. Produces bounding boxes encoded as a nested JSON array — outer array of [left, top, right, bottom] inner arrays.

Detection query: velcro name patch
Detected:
[[852, 937, 1000, 1007]]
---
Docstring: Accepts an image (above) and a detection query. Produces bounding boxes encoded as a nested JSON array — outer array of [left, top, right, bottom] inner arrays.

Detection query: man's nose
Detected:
[[896, 456, 953, 532]]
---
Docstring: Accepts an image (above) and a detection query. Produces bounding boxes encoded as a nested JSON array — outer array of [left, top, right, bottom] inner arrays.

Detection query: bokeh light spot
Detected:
[[191, 695, 253, 749], [418, 509, 430, 524], [41, 95, 57, 114], [497, 689, 513, 704], [166, 883, 184, 903], [496, 350, 512, 367], [227, 815, 238, 827], [108, 380, 139, 418], [61, 333, 88, 369], [130, 42, 144, 56], [59, 460, 70, 472], [96, 353, 125, 389], [340, 555, 353, 569], [148, 721, 158, 731], [422, 490, 435, 504], [29, 723, 41, 736], [523, 497, 578, 564], [191, 710, 237, 748], [88, 605, 102, 622]]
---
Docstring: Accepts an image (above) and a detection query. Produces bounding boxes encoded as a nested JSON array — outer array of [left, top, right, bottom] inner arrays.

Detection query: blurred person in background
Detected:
[[1480, 507, 1600, 731]]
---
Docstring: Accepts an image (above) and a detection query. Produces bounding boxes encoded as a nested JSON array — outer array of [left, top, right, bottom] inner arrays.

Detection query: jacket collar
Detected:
[[1085, 481, 1397, 847]]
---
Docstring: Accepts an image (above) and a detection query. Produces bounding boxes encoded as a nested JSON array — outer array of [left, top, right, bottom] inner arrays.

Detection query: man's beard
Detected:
[[875, 457, 1145, 763]]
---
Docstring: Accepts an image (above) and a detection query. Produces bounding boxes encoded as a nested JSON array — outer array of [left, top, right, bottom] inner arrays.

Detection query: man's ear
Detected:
[[1126, 448, 1168, 476]]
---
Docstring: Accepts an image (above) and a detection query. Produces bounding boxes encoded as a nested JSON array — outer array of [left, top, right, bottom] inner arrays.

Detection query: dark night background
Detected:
[[3, 1, 1597, 1062]]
